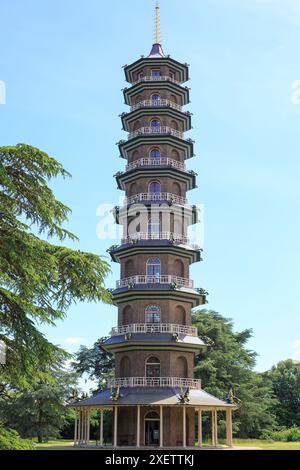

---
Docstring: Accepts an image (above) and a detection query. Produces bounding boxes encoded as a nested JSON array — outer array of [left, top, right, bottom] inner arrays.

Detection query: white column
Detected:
[[215, 410, 218, 447], [100, 410, 104, 447], [114, 407, 118, 448], [211, 410, 215, 447], [137, 406, 140, 448], [198, 409, 202, 448], [74, 411, 78, 446], [183, 406, 186, 448], [226, 408, 233, 447], [83, 410, 87, 444], [160, 405, 163, 448], [87, 409, 90, 445], [80, 410, 84, 445], [212, 410, 218, 447]]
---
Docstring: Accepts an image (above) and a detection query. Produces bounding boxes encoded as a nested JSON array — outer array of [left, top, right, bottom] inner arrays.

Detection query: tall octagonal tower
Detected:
[[72, 3, 236, 449]]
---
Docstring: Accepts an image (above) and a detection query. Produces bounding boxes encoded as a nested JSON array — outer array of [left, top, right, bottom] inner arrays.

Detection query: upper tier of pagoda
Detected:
[[123, 43, 190, 85]]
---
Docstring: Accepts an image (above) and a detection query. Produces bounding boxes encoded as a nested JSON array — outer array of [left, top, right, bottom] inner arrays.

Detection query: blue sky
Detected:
[[1, 0, 300, 374]]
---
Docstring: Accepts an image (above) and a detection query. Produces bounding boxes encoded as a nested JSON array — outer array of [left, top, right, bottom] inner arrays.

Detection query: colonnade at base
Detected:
[[74, 406, 233, 449]]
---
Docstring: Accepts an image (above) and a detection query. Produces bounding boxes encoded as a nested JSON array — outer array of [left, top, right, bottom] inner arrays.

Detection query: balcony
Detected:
[[128, 126, 184, 141], [111, 323, 198, 337], [121, 232, 200, 251], [116, 275, 194, 290], [108, 377, 201, 389], [132, 75, 182, 86], [130, 99, 183, 113], [124, 192, 187, 206], [126, 157, 185, 172]]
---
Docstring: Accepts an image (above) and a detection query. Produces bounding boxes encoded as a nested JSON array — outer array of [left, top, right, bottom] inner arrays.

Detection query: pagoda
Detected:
[[71, 2, 236, 449]]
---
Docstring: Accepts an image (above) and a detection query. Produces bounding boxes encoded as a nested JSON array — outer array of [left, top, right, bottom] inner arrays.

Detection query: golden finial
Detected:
[[154, 1, 161, 44]]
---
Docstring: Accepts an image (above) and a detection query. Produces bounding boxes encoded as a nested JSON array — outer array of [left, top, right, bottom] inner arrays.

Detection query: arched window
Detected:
[[146, 258, 161, 277], [146, 357, 161, 378], [176, 356, 188, 377], [133, 120, 141, 131], [151, 69, 161, 78], [145, 305, 161, 324], [145, 411, 160, 420], [119, 356, 131, 377], [171, 149, 180, 160], [151, 93, 161, 105], [170, 94, 178, 104], [125, 259, 134, 277], [172, 182, 181, 196], [174, 259, 185, 277], [149, 181, 161, 194], [170, 119, 179, 131], [175, 305, 186, 325], [151, 119, 161, 131], [148, 217, 160, 235], [149, 148, 161, 160], [122, 305, 134, 325], [129, 182, 137, 196]]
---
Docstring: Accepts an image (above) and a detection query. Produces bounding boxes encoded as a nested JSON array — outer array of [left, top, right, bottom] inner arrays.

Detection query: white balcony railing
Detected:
[[108, 377, 201, 390], [116, 275, 194, 289], [131, 99, 183, 113], [128, 126, 184, 140], [126, 157, 185, 172], [111, 323, 198, 337], [132, 75, 182, 86], [121, 232, 200, 250], [124, 192, 187, 206]]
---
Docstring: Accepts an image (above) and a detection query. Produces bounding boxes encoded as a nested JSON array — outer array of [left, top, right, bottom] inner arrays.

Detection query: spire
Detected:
[[154, 0, 161, 45], [148, 1, 165, 58]]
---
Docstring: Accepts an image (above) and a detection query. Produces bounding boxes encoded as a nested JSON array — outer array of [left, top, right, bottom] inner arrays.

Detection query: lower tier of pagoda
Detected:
[[71, 385, 235, 410], [101, 330, 206, 354]]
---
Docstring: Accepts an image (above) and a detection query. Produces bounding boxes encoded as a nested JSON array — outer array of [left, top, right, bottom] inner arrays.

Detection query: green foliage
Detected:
[[0, 144, 111, 386], [0, 426, 34, 450], [262, 427, 300, 442], [0, 361, 79, 443], [73, 338, 114, 390], [90, 410, 113, 444], [264, 360, 300, 427], [193, 309, 277, 438]]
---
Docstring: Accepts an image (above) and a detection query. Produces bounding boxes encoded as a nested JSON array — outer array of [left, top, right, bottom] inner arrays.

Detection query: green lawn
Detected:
[[34, 439, 300, 450], [232, 439, 300, 450], [34, 439, 75, 450]]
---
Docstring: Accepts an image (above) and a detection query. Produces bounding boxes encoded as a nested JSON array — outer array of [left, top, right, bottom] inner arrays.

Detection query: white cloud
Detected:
[[65, 337, 84, 345], [291, 339, 300, 361]]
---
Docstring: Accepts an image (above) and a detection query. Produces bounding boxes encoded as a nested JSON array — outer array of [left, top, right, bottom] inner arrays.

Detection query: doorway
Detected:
[[144, 411, 160, 446]]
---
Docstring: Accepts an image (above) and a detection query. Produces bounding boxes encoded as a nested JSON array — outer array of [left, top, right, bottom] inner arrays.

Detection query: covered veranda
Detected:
[[71, 387, 236, 449]]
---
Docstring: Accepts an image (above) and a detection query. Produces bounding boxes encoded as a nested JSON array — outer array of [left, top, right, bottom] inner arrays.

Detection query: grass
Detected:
[[34, 439, 300, 450], [232, 439, 300, 450], [34, 439, 74, 450]]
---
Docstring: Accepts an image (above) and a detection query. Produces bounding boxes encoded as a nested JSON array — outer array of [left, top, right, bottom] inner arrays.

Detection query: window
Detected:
[[138, 72, 144, 80], [150, 119, 161, 131], [169, 71, 175, 81], [151, 69, 161, 78], [146, 258, 161, 277], [145, 305, 161, 323], [149, 181, 161, 194], [151, 93, 161, 105], [146, 357, 161, 378], [148, 217, 160, 235], [145, 411, 160, 419], [149, 148, 161, 159]]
